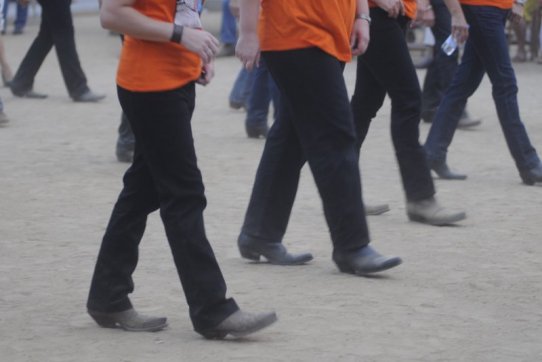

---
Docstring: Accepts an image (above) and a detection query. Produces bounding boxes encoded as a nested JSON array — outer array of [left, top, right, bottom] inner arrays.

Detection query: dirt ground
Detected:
[[0, 13, 541, 362]]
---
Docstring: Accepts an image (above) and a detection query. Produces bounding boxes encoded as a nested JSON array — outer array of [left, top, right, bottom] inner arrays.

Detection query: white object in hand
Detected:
[[441, 35, 458, 56]]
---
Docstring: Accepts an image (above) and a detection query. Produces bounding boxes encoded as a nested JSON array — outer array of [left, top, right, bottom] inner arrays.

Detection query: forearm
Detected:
[[442, 0, 464, 18], [357, 0, 370, 15], [239, 0, 260, 35], [100, 0, 175, 42]]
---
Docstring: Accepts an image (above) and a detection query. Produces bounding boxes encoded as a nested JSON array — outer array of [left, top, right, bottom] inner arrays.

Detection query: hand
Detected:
[[508, 3, 524, 25], [196, 62, 214, 86], [351, 19, 370, 56], [236, 32, 260, 70], [18, 0, 31, 6], [450, 12, 469, 44], [181, 27, 219, 65], [373, 0, 405, 18]]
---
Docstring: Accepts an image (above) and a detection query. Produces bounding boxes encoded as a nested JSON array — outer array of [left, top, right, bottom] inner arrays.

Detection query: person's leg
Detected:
[[2, 0, 8, 34], [245, 59, 273, 138], [422, 0, 459, 121], [117, 84, 239, 333], [263, 48, 401, 273], [229, 67, 254, 109], [116, 112, 135, 163], [39, 0, 92, 98], [464, 6, 541, 178], [264, 48, 370, 251], [351, 53, 387, 151], [13, 0, 28, 34], [512, 20, 527, 62], [424, 24, 486, 171], [10, 5, 53, 95], [357, 11, 435, 201], [87, 143, 161, 314], [217, 0, 236, 57]]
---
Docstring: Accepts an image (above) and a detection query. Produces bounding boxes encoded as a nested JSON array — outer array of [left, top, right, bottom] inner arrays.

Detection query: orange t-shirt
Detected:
[[459, 0, 513, 9], [259, 0, 357, 62], [368, 0, 417, 19], [116, 0, 201, 92]]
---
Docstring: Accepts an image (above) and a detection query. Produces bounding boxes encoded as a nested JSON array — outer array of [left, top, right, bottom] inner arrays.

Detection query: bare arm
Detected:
[[442, 0, 469, 43], [236, 0, 261, 70], [351, 0, 371, 56], [100, 0, 219, 64]]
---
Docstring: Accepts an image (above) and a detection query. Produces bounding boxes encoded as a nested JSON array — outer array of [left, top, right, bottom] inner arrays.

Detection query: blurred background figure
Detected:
[[510, 0, 541, 62], [2, 0, 28, 35], [216, 0, 236, 57], [0, 0, 10, 126], [9, 0, 104, 102]]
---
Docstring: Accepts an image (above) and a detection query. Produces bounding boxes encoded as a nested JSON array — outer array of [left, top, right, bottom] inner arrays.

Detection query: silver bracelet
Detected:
[[355, 13, 372, 24]]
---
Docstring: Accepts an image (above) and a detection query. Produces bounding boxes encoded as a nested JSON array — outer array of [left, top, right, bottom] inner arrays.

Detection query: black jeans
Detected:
[[10, 0, 89, 98], [421, 0, 466, 115], [87, 84, 238, 333], [240, 48, 370, 252], [351, 9, 435, 202]]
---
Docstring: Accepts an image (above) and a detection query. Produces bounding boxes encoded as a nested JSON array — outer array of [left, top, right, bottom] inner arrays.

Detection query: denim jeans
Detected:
[[88, 84, 238, 333], [229, 67, 255, 108], [220, 0, 237, 45], [424, 5, 540, 172], [351, 9, 435, 202], [2, 0, 28, 32], [10, 0, 89, 98], [245, 59, 280, 128], [240, 48, 370, 252], [421, 0, 466, 115]]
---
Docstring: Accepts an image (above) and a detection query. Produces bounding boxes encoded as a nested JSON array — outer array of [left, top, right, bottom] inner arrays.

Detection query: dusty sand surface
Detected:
[[0, 13, 541, 362]]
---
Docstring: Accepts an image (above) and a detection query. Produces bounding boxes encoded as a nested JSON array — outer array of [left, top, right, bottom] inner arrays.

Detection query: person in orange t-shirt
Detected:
[[87, 0, 277, 339], [424, 0, 542, 185], [350, 0, 469, 225], [235, 0, 403, 276]]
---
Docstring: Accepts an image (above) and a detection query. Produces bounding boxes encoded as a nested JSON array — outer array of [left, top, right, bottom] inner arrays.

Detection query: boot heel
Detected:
[[239, 246, 261, 261], [89, 314, 118, 328]]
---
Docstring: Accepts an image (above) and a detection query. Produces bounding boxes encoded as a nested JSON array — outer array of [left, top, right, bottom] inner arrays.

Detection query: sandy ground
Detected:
[[1, 12, 542, 362]]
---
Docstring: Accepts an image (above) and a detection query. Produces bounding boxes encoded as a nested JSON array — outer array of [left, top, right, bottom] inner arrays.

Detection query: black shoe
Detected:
[[12, 89, 48, 99], [12, 28, 23, 35], [199, 310, 277, 340], [246, 123, 268, 139], [365, 203, 390, 216], [520, 163, 542, 185], [116, 146, 134, 163], [73, 90, 106, 103], [237, 234, 313, 265], [428, 159, 467, 180], [333, 246, 402, 276], [229, 100, 245, 110], [88, 308, 168, 332]]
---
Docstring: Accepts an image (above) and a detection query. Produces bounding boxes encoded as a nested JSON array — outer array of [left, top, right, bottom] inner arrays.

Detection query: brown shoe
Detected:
[[407, 197, 466, 226], [88, 308, 168, 332], [200, 310, 277, 339]]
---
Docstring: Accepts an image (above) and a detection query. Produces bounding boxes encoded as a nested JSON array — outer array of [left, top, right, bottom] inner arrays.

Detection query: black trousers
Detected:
[[421, 0, 467, 116], [87, 84, 238, 333], [10, 0, 89, 98], [351, 9, 435, 202], [241, 48, 370, 251]]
